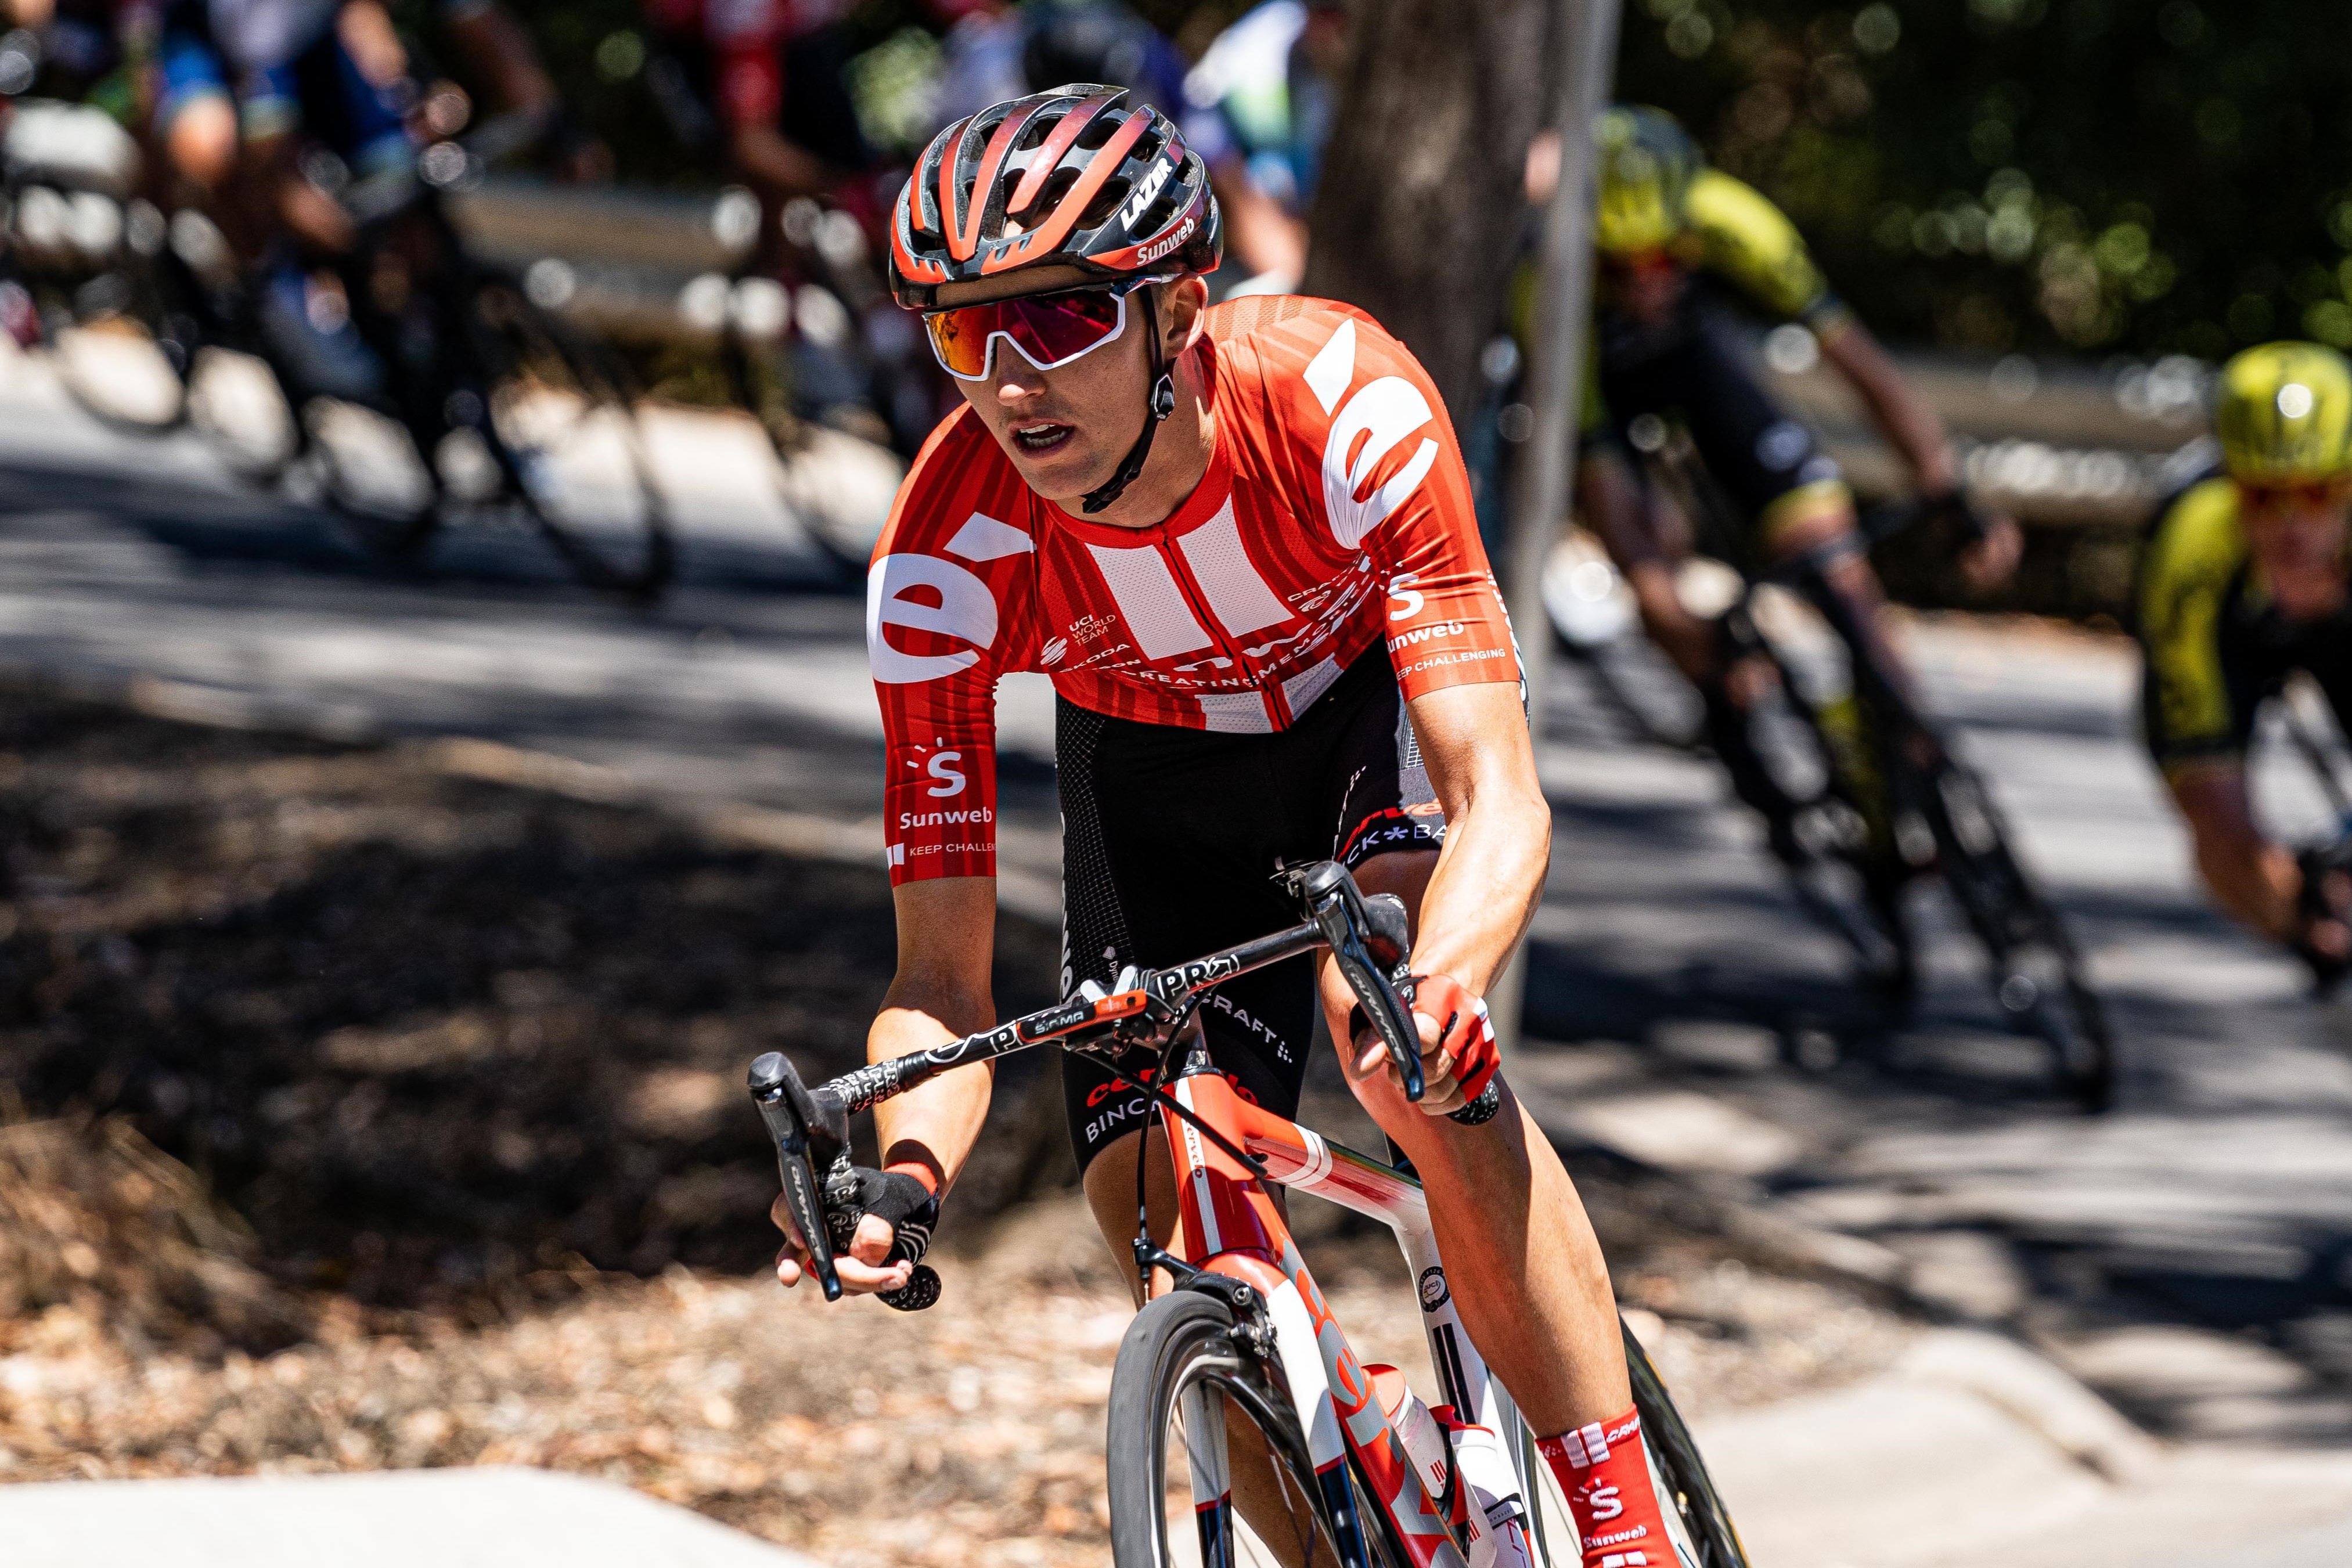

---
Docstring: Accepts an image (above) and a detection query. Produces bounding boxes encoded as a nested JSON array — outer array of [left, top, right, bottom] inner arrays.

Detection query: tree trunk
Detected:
[[1303, 0, 1553, 425]]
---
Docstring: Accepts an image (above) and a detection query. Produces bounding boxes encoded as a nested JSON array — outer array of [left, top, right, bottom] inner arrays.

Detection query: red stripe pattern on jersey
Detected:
[[869, 295, 1519, 884]]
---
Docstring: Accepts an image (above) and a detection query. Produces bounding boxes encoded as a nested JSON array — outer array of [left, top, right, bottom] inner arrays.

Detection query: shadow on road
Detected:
[[0, 684, 1069, 1339]]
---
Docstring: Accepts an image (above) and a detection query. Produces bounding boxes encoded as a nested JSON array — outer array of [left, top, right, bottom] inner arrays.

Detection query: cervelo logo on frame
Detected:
[[1301, 318, 1440, 550], [868, 511, 1032, 684]]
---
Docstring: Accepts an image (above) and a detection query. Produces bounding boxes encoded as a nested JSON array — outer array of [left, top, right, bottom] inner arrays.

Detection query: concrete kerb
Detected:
[[0, 1465, 822, 1568]]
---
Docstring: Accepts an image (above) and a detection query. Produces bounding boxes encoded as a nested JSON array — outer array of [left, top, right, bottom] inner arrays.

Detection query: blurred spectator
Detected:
[[639, 0, 877, 228], [1179, 0, 1346, 291]]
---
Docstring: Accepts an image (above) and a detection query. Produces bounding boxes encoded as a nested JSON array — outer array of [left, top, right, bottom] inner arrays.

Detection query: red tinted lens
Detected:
[[925, 288, 1126, 379], [998, 289, 1125, 366]]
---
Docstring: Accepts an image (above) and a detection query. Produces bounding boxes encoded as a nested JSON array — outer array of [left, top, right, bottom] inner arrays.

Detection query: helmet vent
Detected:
[[1076, 113, 1119, 151], [1035, 166, 1082, 220], [1133, 187, 1181, 238], [1130, 127, 1165, 165], [1080, 176, 1132, 229], [1015, 114, 1057, 153]]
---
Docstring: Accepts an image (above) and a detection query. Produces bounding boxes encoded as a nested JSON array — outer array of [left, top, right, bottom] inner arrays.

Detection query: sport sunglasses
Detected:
[[2242, 476, 2352, 510], [923, 274, 1175, 382]]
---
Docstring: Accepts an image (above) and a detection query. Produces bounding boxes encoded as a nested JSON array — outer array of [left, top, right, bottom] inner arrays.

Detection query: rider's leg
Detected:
[[1576, 449, 1713, 684], [1582, 448, 1803, 842], [1337, 851, 1673, 1566], [1327, 851, 1627, 1432], [1762, 481, 1926, 719]]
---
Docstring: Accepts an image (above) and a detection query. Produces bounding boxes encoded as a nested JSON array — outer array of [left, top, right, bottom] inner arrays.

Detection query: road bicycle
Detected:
[[1553, 416, 2115, 1109], [6, 96, 675, 600], [751, 860, 1747, 1568]]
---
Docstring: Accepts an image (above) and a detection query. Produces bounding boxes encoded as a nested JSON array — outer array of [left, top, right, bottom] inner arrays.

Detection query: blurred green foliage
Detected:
[[1617, 0, 2352, 359]]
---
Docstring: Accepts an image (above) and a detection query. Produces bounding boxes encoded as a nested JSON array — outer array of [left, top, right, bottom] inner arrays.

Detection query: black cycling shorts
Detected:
[[1597, 298, 1846, 537], [1057, 648, 1445, 1173]]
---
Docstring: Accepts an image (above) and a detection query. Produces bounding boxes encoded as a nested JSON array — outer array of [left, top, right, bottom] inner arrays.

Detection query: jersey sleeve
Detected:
[[1685, 170, 1839, 323], [1296, 314, 1522, 704], [2136, 480, 2251, 772], [868, 417, 1036, 885]]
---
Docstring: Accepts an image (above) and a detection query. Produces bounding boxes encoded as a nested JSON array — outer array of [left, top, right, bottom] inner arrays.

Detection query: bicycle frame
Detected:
[[754, 860, 1561, 1567], [1156, 1061, 1544, 1568]]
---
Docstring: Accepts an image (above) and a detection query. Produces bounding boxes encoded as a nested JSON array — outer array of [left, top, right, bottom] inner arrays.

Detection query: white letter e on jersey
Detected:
[[867, 553, 999, 683], [1303, 319, 1441, 550]]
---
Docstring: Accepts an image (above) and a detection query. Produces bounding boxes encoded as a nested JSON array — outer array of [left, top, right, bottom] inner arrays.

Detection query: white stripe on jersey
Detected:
[[1280, 655, 1345, 718], [1196, 691, 1276, 733], [1085, 542, 1213, 659], [1177, 500, 1292, 636]]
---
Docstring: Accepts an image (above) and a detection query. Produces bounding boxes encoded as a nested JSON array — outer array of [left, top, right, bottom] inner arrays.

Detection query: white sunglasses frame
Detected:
[[922, 274, 1179, 383]]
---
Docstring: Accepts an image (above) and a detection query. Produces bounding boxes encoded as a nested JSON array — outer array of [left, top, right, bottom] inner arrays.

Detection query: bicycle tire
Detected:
[[47, 238, 195, 438], [466, 277, 675, 601], [1924, 764, 2116, 1109], [1107, 1288, 1410, 1568], [1623, 1321, 1750, 1568]]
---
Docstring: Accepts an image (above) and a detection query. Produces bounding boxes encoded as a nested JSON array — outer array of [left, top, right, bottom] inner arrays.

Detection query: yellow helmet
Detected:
[[1594, 106, 1700, 256], [2216, 341, 2352, 485]]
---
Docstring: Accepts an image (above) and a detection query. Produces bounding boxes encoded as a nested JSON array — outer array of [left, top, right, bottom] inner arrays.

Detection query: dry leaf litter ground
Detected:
[[0, 682, 1914, 1564]]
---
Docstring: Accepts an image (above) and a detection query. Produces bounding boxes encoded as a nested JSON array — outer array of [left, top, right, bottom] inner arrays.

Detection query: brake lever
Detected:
[[748, 1051, 850, 1301], [1298, 863, 1424, 1102]]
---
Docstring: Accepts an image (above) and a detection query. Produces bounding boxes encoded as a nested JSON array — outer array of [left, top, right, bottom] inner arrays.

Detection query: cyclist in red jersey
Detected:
[[774, 85, 1677, 1566]]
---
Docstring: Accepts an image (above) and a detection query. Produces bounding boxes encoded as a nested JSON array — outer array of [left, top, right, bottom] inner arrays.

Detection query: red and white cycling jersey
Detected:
[[869, 294, 1520, 886]]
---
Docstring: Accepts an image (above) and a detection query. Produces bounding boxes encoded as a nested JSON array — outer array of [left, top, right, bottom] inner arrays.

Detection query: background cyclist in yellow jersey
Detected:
[[2138, 342, 2352, 979], [1561, 106, 2023, 864]]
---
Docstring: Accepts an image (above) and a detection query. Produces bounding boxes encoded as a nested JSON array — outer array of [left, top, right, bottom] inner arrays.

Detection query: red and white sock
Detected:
[[1536, 1408, 1674, 1568]]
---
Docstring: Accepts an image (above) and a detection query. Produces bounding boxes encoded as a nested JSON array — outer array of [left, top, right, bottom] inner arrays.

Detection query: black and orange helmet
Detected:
[[888, 85, 1222, 309]]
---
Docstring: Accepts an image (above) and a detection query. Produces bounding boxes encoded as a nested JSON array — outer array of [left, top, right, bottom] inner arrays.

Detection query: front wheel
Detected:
[[1924, 766, 2116, 1110], [1623, 1322, 1749, 1568], [1107, 1287, 1409, 1568]]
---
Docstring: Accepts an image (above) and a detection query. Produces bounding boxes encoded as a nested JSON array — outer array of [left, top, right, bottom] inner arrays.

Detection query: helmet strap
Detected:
[[1082, 284, 1176, 515]]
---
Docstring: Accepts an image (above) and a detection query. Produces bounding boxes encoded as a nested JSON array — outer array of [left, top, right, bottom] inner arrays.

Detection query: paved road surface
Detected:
[[5, 345, 2352, 1455]]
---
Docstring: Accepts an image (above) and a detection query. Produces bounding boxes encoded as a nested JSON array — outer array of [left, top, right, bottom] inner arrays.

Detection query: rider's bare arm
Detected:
[[2168, 762, 2311, 943], [1407, 681, 1551, 991], [1331, 681, 1550, 1112], [772, 877, 998, 1296], [729, 124, 837, 207], [1816, 316, 2022, 589], [1815, 316, 1956, 495]]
